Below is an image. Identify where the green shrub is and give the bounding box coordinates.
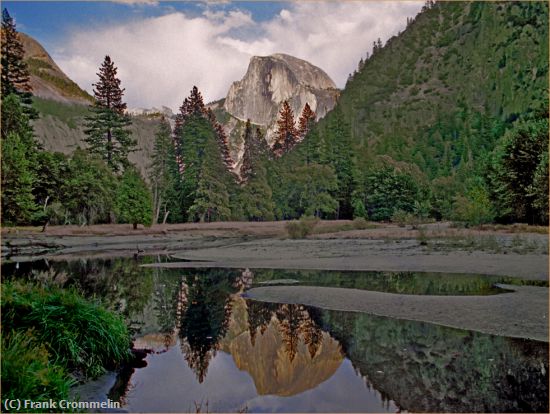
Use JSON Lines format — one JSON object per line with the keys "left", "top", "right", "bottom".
{"left": 2, "top": 282, "right": 131, "bottom": 378}
{"left": 352, "top": 217, "right": 370, "bottom": 229}
{"left": 453, "top": 185, "right": 496, "bottom": 227}
{"left": 1, "top": 330, "right": 74, "bottom": 405}
{"left": 391, "top": 209, "right": 421, "bottom": 227}
{"left": 286, "top": 215, "right": 320, "bottom": 239}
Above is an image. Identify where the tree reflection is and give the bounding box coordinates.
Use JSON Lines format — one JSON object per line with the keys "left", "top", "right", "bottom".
{"left": 320, "top": 308, "right": 549, "bottom": 412}
{"left": 246, "top": 299, "right": 324, "bottom": 363}
{"left": 175, "top": 269, "right": 239, "bottom": 383}
{"left": 247, "top": 299, "right": 277, "bottom": 346}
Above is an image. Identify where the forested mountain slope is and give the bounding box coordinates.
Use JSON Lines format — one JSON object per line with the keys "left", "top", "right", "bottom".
{"left": 324, "top": 1, "right": 547, "bottom": 177}
{"left": 271, "top": 1, "right": 548, "bottom": 222}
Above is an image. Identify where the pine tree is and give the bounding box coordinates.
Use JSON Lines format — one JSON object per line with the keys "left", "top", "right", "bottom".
{"left": 0, "top": 94, "right": 39, "bottom": 225}
{"left": 84, "top": 56, "right": 135, "bottom": 172}
{"left": 240, "top": 120, "right": 254, "bottom": 182}
{"left": 239, "top": 121, "right": 275, "bottom": 220}
{"left": 1, "top": 9, "right": 31, "bottom": 97}
{"left": 187, "top": 131, "right": 231, "bottom": 222}
{"left": 178, "top": 86, "right": 206, "bottom": 119}
{"left": 296, "top": 103, "right": 316, "bottom": 165}
{"left": 206, "top": 108, "right": 233, "bottom": 170}
{"left": 326, "top": 107, "right": 356, "bottom": 219}
{"left": 1, "top": 132, "right": 37, "bottom": 224}
{"left": 115, "top": 166, "right": 153, "bottom": 229}
{"left": 174, "top": 87, "right": 237, "bottom": 221}
{"left": 297, "top": 103, "right": 316, "bottom": 141}
{"left": 1, "top": 8, "right": 37, "bottom": 119}
{"left": 149, "top": 117, "right": 173, "bottom": 224}
{"left": 176, "top": 87, "right": 233, "bottom": 172}
{"left": 174, "top": 86, "right": 234, "bottom": 222}
{"left": 272, "top": 101, "right": 298, "bottom": 157}
{"left": 1, "top": 93, "right": 36, "bottom": 146}
{"left": 487, "top": 117, "right": 548, "bottom": 224}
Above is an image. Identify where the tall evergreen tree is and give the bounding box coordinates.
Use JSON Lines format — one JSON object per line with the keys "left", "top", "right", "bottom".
{"left": 84, "top": 56, "right": 135, "bottom": 172}
{"left": 325, "top": 107, "right": 356, "bottom": 219}
{"left": 1, "top": 8, "right": 37, "bottom": 119}
{"left": 175, "top": 86, "right": 233, "bottom": 172}
{"left": 240, "top": 120, "right": 255, "bottom": 183}
{"left": 272, "top": 101, "right": 298, "bottom": 157}
{"left": 297, "top": 103, "right": 316, "bottom": 165}
{"left": 1, "top": 9, "right": 31, "bottom": 98}
{"left": 188, "top": 135, "right": 232, "bottom": 222}
{"left": 206, "top": 108, "right": 233, "bottom": 170}
{"left": 0, "top": 94, "right": 39, "bottom": 225}
{"left": 178, "top": 86, "right": 206, "bottom": 120}
{"left": 297, "top": 103, "right": 316, "bottom": 140}
{"left": 1, "top": 132, "right": 37, "bottom": 224}
{"left": 239, "top": 121, "right": 274, "bottom": 220}
{"left": 174, "top": 86, "right": 234, "bottom": 222}
{"left": 149, "top": 117, "right": 173, "bottom": 224}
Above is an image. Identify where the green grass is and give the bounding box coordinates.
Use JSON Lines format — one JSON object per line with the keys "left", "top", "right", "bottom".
{"left": 2, "top": 281, "right": 131, "bottom": 377}
{"left": 1, "top": 330, "right": 75, "bottom": 410}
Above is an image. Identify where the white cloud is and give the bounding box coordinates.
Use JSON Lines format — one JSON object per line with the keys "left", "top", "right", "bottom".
{"left": 54, "top": 1, "right": 423, "bottom": 111}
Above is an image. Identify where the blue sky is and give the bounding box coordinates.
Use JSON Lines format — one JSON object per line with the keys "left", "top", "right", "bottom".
{"left": 5, "top": 2, "right": 285, "bottom": 51}
{"left": 4, "top": 1, "right": 423, "bottom": 109}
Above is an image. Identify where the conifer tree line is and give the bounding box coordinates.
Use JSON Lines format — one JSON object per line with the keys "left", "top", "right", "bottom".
{"left": 2, "top": 1, "right": 548, "bottom": 227}
{"left": 1, "top": 8, "right": 151, "bottom": 228}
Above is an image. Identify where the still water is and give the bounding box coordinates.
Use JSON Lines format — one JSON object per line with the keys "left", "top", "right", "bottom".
{"left": 3, "top": 257, "right": 548, "bottom": 412}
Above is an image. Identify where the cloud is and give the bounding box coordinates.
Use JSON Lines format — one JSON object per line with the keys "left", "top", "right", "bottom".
{"left": 54, "top": 2, "right": 423, "bottom": 110}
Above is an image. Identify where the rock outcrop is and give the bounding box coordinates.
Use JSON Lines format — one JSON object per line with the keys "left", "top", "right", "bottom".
{"left": 223, "top": 53, "right": 340, "bottom": 149}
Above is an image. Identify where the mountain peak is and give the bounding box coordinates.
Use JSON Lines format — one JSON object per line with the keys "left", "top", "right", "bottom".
{"left": 224, "top": 53, "right": 339, "bottom": 135}
{"left": 19, "top": 32, "right": 93, "bottom": 105}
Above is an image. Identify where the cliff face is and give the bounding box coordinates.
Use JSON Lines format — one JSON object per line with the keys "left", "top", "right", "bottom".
{"left": 223, "top": 53, "right": 339, "bottom": 147}
{"left": 224, "top": 54, "right": 338, "bottom": 125}
{"left": 20, "top": 32, "right": 93, "bottom": 105}
{"left": 30, "top": 102, "right": 161, "bottom": 180}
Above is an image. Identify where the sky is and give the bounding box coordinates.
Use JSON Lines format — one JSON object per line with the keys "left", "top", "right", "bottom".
{"left": 5, "top": 1, "right": 424, "bottom": 111}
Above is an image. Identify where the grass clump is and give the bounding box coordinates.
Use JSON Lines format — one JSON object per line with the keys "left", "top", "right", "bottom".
{"left": 2, "top": 281, "right": 131, "bottom": 380}
{"left": 286, "top": 215, "right": 320, "bottom": 239}
{"left": 1, "top": 330, "right": 74, "bottom": 406}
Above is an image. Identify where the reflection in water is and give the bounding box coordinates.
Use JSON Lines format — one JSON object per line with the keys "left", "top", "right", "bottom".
{"left": 323, "top": 309, "right": 548, "bottom": 412}
{"left": 175, "top": 269, "right": 238, "bottom": 383}
{"left": 251, "top": 269, "right": 548, "bottom": 295}
{"left": 246, "top": 300, "right": 324, "bottom": 363}
{"left": 2, "top": 259, "right": 548, "bottom": 412}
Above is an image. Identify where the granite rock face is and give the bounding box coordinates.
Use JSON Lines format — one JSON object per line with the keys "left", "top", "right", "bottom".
{"left": 223, "top": 53, "right": 339, "bottom": 146}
